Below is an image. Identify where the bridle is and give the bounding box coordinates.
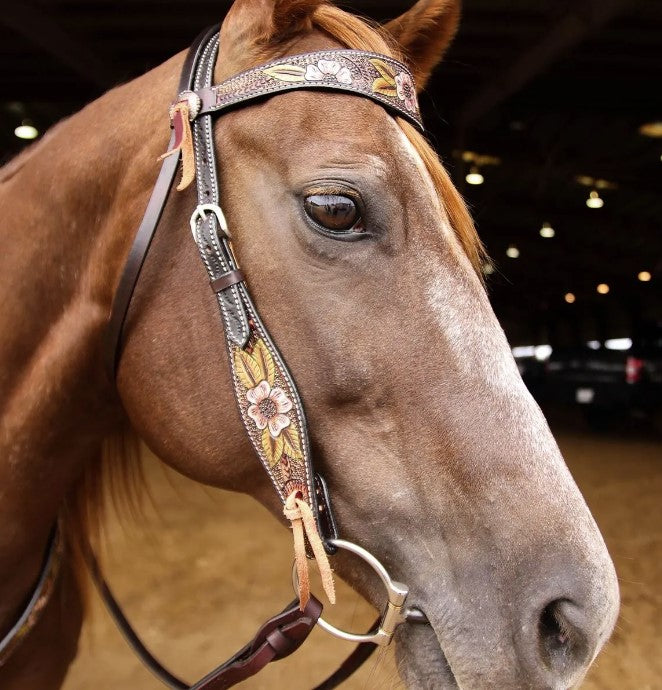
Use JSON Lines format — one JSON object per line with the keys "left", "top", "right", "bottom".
{"left": 1, "top": 26, "right": 429, "bottom": 688}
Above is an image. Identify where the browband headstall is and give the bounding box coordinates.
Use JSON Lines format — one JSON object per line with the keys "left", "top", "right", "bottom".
{"left": 198, "top": 50, "right": 422, "bottom": 129}
{"left": 99, "top": 32, "right": 427, "bottom": 681}
{"left": 161, "top": 45, "right": 423, "bottom": 612}
{"left": 161, "top": 49, "right": 423, "bottom": 193}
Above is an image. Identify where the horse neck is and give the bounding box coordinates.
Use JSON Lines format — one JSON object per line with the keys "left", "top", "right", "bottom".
{"left": 0, "top": 51, "right": 186, "bottom": 594}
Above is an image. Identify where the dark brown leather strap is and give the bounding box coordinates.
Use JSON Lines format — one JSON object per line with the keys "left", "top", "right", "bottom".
{"left": 104, "top": 25, "right": 219, "bottom": 381}
{"left": 190, "top": 597, "right": 323, "bottom": 690}
{"left": 0, "top": 523, "right": 63, "bottom": 667}
{"left": 86, "top": 542, "right": 323, "bottom": 690}
{"left": 210, "top": 269, "right": 244, "bottom": 293}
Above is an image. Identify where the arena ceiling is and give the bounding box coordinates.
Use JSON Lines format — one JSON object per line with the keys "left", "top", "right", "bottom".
{"left": 1, "top": 0, "right": 660, "bottom": 346}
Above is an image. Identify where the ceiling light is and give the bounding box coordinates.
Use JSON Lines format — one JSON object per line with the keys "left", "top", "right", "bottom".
{"left": 512, "top": 345, "right": 535, "bottom": 358}
{"left": 466, "top": 166, "right": 484, "bottom": 185}
{"left": 576, "top": 175, "right": 617, "bottom": 191}
{"left": 639, "top": 121, "right": 662, "bottom": 138}
{"left": 638, "top": 271, "right": 651, "bottom": 282}
{"left": 506, "top": 245, "right": 519, "bottom": 259}
{"left": 14, "top": 122, "right": 38, "bottom": 140}
{"left": 605, "top": 337, "right": 632, "bottom": 351}
{"left": 564, "top": 293, "right": 575, "bottom": 304}
{"left": 586, "top": 190, "right": 604, "bottom": 209}
{"left": 597, "top": 283, "right": 609, "bottom": 294}
{"left": 534, "top": 345, "right": 552, "bottom": 361}
{"left": 482, "top": 262, "right": 495, "bottom": 275}
{"left": 540, "top": 221, "right": 555, "bottom": 238}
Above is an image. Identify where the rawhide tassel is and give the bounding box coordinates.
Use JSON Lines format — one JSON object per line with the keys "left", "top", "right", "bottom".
{"left": 159, "top": 100, "right": 196, "bottom": 191}
{"left": 284, "top": 491, "right": 336, "bottom": 611}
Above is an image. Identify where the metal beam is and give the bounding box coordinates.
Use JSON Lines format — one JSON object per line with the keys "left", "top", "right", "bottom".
{"left": 0, "top": 2, "right": 123, "bottom": 90}
{"left": 455, "top": 0, "right": 633, "bottom": 132}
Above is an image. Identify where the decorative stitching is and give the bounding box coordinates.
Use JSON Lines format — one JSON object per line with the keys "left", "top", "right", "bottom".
{"left": 202, "top": 49, "right": 423, "bottom": 130}
{"left": 187, "top": 32, "right": 324, "bottom": 532}
{"left": 191, "top": 35, "right": 249, "bottom": 345}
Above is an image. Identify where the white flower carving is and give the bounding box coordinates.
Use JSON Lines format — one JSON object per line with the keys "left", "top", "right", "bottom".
{"left": 304, "top": 59, "right": 352, "bottom": 85}
{"left": 395, "top": 72, "right": 417, "bottom": 113}
{"left": 246, "top": 380, "right": 293, "bottom": 438}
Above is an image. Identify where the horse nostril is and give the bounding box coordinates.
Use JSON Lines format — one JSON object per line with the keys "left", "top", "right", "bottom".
{"left": 538, "top": 599, "right": 590, "bottom": 677}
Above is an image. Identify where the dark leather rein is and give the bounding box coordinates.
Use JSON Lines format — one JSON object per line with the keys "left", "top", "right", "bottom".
{"left": 1, "top": 26, "right": 428, "bottom": 688}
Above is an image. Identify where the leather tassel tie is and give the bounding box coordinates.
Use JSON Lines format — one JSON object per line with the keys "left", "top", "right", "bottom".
{"left": 159, "top": 100, "right": 196, "bottom": 191}
{"left": 284, "top": 491, "right": 336, "bottom": 611}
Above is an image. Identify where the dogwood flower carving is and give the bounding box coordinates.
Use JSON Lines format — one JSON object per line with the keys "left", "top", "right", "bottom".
{"left": 369, "top": 58, "right": 418, "bottom": 113}
{"left": 233, "top": 338, "right": 304, "bottom": 468}
{"left": 304, "top": 59, "right": 352, "bottom": 85}
{"left": 395, "top": 72, "right": 417, "bottom": 113}
{"left": 247, "top": 380, "right": 292, "bottom": 438}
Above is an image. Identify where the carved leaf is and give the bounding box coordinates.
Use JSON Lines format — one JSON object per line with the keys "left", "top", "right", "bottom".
{"left": 372, "top": 77, "right": 397, "bottom": 97}
{"left": 369, "top": 59, "right": 397, "bottom": 86}
{"left": 233, "top": 348, "right": 263, "bottom": 389}
{"left": 262, "top": 428, "right": 284, "bottom": 467}
{"left": 281, "top": 424, "right": 303, "bottom": 462}
{"left": 263, "top": 64, "right": 306, "bottom": 82}
{"left": 253, "top": 339, "right": 276, "bottom": 386}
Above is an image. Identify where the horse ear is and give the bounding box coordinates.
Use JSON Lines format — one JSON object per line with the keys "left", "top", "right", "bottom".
{"left": 217, "top": 0, "right": 323, "bottom": 77}
{"left": 384, "top": 0, "right": 461, "bottom": 90}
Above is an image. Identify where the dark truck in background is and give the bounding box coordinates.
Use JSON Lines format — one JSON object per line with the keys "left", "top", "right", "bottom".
{"left": 535, "top": 323, "right": 662, "bottom": 431}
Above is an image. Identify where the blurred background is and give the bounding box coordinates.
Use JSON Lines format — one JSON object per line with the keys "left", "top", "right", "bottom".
{"left": 2, "top": 1, "right": 660, "bottom": 688}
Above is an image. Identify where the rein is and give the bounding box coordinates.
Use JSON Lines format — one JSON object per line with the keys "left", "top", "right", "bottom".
{"left": 1, "top": 26, "right": 428, "bottom": 688}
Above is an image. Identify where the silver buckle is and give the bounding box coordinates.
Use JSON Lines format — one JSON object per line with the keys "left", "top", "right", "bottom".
{"left": 292, "top": 538, "right": 426, "bottom": 646}
{"left": 189, "top": 203, "right": 230, "bottom": 241}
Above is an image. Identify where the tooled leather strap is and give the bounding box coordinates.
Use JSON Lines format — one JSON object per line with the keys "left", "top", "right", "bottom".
{"left": 194, "top": 49, "right": 423, "bottom": 131}
{"left": 188, "top": 33, "right": 333, "bottom": 543}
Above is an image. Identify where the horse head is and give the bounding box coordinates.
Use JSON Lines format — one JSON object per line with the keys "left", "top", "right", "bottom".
{"left": 112, "top": 0, "right": 619, "bottom": 686}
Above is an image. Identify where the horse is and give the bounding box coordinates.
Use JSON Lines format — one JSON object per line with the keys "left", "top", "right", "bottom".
{"left": 0, "top": 0, "right": 620, "bottom": 687}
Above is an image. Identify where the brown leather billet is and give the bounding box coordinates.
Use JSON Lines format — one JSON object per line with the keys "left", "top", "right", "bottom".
{"left": 0, "top": 523, "right": 63, "bottom": 667}
{"left": 190, "top": 596, "right": 322, "bottom": 690}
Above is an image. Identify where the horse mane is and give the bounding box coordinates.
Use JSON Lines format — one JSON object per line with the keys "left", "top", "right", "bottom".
{"left": 66, "top": 0, "right": 484, "bottom": 602}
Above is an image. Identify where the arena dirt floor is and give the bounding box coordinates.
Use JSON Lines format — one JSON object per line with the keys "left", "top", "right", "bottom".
{"left": 63, "top": 409, "right": 661, "bottom": 690}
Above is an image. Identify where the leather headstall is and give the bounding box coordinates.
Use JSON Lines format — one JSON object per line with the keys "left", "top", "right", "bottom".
{"left": 95, "top": 25, "right": 429, "bottom": 689}
{"left": 106, "top": 28, "right": 424, "bottom": 562}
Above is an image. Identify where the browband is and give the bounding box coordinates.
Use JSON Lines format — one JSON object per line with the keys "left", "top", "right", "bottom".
{"left": 191, "top": 49, "right": 423, "bottom": 130}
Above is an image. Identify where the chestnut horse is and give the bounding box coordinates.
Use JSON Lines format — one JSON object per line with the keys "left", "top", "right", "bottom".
{"left": 0, "top": 0, "right": 619, "bottom": 687}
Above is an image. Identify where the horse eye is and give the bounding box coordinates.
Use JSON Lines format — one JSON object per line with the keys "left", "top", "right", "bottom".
{"left": 303, "top": 194, "right": 362, "bottom": 233}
